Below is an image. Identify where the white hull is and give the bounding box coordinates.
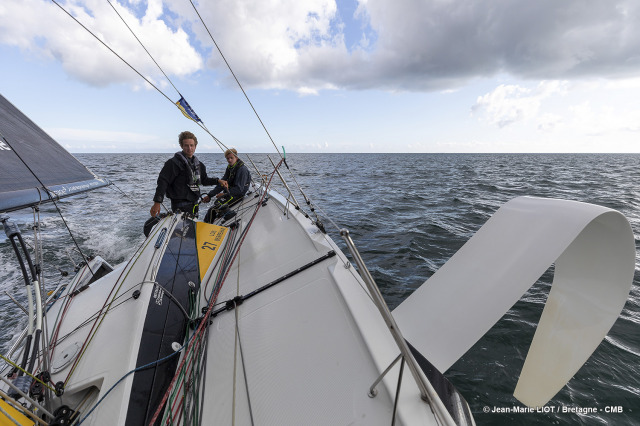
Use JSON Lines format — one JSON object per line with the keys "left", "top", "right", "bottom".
{"left": 3, "top": 186, "right": 634, "bottom": 426}
{"left": 31, "top": 186, "right": 469, "bottom": 425}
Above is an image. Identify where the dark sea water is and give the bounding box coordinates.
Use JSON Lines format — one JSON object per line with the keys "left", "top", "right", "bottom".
{"left": 1, "top": 153, "right": 639, "bottom": 425}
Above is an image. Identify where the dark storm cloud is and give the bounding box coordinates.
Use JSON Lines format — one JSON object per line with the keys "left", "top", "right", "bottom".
{"left": 329, "top": 0, "right": 640, "bottom": 91}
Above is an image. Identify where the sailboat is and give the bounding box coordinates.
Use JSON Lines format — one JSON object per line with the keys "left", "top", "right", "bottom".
{"left": 0, "top": 3, "right": 636, "bottom": 423}
{"left": 0, "top": 84, "right": 636, "bottom": 426}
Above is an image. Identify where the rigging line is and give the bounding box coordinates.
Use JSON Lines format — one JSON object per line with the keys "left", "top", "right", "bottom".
{"left": 107, "top": 181, "right": 146, "bottom": 208}
{"left": 0, "top": 132, "right": 96, "bottom": 281}
{"left": 31, "top": 207, "right": 52, "bottom": 377}
{"left": 162, "top": 333, "right": 205, "bottom": 425}
{"left": 51, "top": 0, "right": 172, "bottom": 105}
{"left": 76, "top": 337, "right": 193, "bottom": 426}
{"left": 196, "top": 326, "right": 210, "bottom": 426}
{"left": 52, "top": 214, "right": 166, "bottom": 371}
{"left": 0, "top": 404, "right": 22, "bottom": 426}
{"left": 279, "top": 154, "right": 312, "bottom": 205}
{"left": 103, "top": 0, "right": 228, "bottom": 154}
{"left": 232, "top": 303, "right": 238, "bottom": 426}
{"left": 153, "top": 281, "right": 193, "bottom": 322}
{"left": 47, "top": 254, "right": 106, "bottom": 359}
{"left": 184, "top": 293, "right": 204, "bottom": 425}
{"left": 236, "top": 222, "right": 241, "bottom": 295}
{"left": 49, "top": 281, "right": 145, "bottom": 347}
{"left": 106, "top": 0, "right": 181, "bottom": 96}
{"left": 68, "top": 387, "right": 99, "bottom": 426}
{"left": 50, "top": 216, "right": 167, "bottom": 369}
{"left": 0, "top": 354, "right": 56, "bottom": 394}
{"left": 234, "top": 301, "right": 255, "bottom": 426}
{"left": 63, "top": 245, "right": 159, "bottom": 385}
{"left": 187, "top": 0, "right": 283, "bottom": 159}
{"left": 3, "top": 292, "right": 28, "bottom": 316}
{"left": 391, "top": 358, "right": 405, "bottom": 426}
{"left": 49, "top": 294, "right": 134, "bottom": 348}
{"left": 245, "top": 155, "right": 269, "bottom": 189}
{"left": 309, "top": 202, "right": 342, "bottom": 235}
{"left": 0, "top": 390, "right": 49, "bottom": 426}
{"left": 48, "top": 255, "right": 112, "bottom": 359}
{"left": 50, "top": 0, "right": 226, "bottom": 152}
{"left": 187, "top": 324, "right": 210, "bottom": 425}
{"left": 149, "top": 160, "right": 283, "bottom": 425}
{"left": 267, "top": 153, "right": 324, "bottom": 231}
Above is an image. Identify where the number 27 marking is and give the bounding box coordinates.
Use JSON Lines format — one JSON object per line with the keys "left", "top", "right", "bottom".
{"left": 202, "top": 242, "right": 218, "bottom": 251}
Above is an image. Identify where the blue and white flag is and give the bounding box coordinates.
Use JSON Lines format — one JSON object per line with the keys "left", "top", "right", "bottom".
{"left": 175, "top": 95, "right": 202, "bottom": 123}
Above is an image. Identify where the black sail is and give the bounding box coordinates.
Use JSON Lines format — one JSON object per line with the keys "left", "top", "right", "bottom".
{"left": 0, "top": 94, "right": 109, "bottom": 212}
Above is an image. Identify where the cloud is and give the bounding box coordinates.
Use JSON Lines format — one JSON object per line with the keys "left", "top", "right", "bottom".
{"left": 177, "top": 0, "right": 346, "bottom": 92}
{"left": 472, "top": 78, "right": 640, "bottom": 143}
{"left": 3, "top": 0, "right": 640, "bottom": 92}
{"left": 362, "top": 0, "right": 640, "bottom": 89}
{"left": 472, "top": 80, "right": 568, "bottom": 127}
{"left": 0, "top": 0, "right": 202, "bottom": 87}
{"left": 568, "top": 101, "right": 640, "bottom": 135}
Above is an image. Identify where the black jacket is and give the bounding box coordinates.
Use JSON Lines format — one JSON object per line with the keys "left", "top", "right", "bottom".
{"left": 208, "top": 160, "right": 251, "bottom": 199}
{"left": 153, "top": 152, "right": 217, "bottom": 204}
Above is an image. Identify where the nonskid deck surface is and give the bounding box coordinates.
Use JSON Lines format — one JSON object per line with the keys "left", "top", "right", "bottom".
{"left": 126, "top": 218, "right": 199, "bottom": 426}
{"left": 194, "top": 191, "right": 439, "bottom": 425}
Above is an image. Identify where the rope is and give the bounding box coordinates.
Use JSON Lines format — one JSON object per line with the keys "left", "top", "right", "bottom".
{"left": 32, "top": 207, "right": 52, "bottom": 377}
{"left": 51, "top": 0, "right": 228, "bottom": 152}
{"left": 0, "top": 391, "right": 49, "bottom": 426}
{"left": 76, "top": 337, "right": 190, "bottom": 425}
{"left": 106, "top": 0, "right": 181, "bottom": 96}
{"left": 43, "top": 3, "right": 360, "bottom": 422}
{"left": 0, "top": 354, "right": 56, "bottom": 394}
{"left": 61, "top": 222, "right": 168, "bottom": 386}
{"left": 148, "top": 159, "right": 283, "bottom": 425}
{"left": 107, "top": 181, "right": 151, "bottom": 209}
{"left": 50, "top": 0, "right": 171, "bottom": 104}
{"left": 152, "top": 281, "right": 194, "bottom": 322}
{"left": 234, "top": 301, "right": 255, "bottom": 426}
{"left": 391, "top": 358, "right": 406, "bottom": 426}
{"left": 0, "top": 132, "right": 96, "bottom": 281}
{"left": 231, "top": 230, "right": 244, "bottom": 424}
{"left": 232, "top": 303, "right": 238, "bottom": 425}
{"left": 187, "top": 0, "right": 283, "bottom": 160}
{"left": 0, "top": 404, "right": 23, "bottom": 426}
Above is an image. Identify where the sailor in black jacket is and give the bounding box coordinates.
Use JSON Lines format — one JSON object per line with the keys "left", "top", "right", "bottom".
{"left": 202, "top": 148, "right": 251, "bottom": 222}
{"left": 150, "top": 131, "right": 218, "bottom": 217}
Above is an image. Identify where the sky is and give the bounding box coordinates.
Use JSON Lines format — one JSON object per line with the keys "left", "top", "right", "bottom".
{"left": 1, "top": 0, "right": 640, "bottom": 153}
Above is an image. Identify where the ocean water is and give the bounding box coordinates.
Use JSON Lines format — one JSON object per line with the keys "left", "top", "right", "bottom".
{"left": 1, "top": 153, "right": 639, "bottom": 425}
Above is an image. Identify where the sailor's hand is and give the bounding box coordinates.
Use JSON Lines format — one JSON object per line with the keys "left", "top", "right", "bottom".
{"left": 219, "top": 180, "right": 228, "bottom": 189}
{"left": 216, "top": 193, "right": 225, "bottom": 199}
{"left": 202, "top": 195, "right": 211, "bottom": 203}
{"left": 150, "top": 202, "right": 161, "bottom": 217}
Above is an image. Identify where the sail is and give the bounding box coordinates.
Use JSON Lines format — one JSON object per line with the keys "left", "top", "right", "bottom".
{"left": 0, "top": 94, "right": 109, "bottom": 213}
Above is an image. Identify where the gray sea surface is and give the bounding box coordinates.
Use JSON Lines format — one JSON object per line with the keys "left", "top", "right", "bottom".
{"left": 1, "top": 153, "right": 638, "bottom": 425}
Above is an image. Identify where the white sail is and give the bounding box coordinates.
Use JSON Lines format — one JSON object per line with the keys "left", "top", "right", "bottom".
{"left": 393, "top": 196, "right": 635, "bottom": 406}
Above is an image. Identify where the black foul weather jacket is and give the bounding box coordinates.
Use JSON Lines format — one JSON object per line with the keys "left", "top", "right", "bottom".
{"left": 153, "top": 152, "right": 218, "bottom": 208}
{"left": 207, "top": 159, "right": 251, "bottom": 199}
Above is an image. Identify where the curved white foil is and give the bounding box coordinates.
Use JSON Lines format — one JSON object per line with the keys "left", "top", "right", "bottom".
{"left": 393, "top": 196, "right": 635, "bottom": 406}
